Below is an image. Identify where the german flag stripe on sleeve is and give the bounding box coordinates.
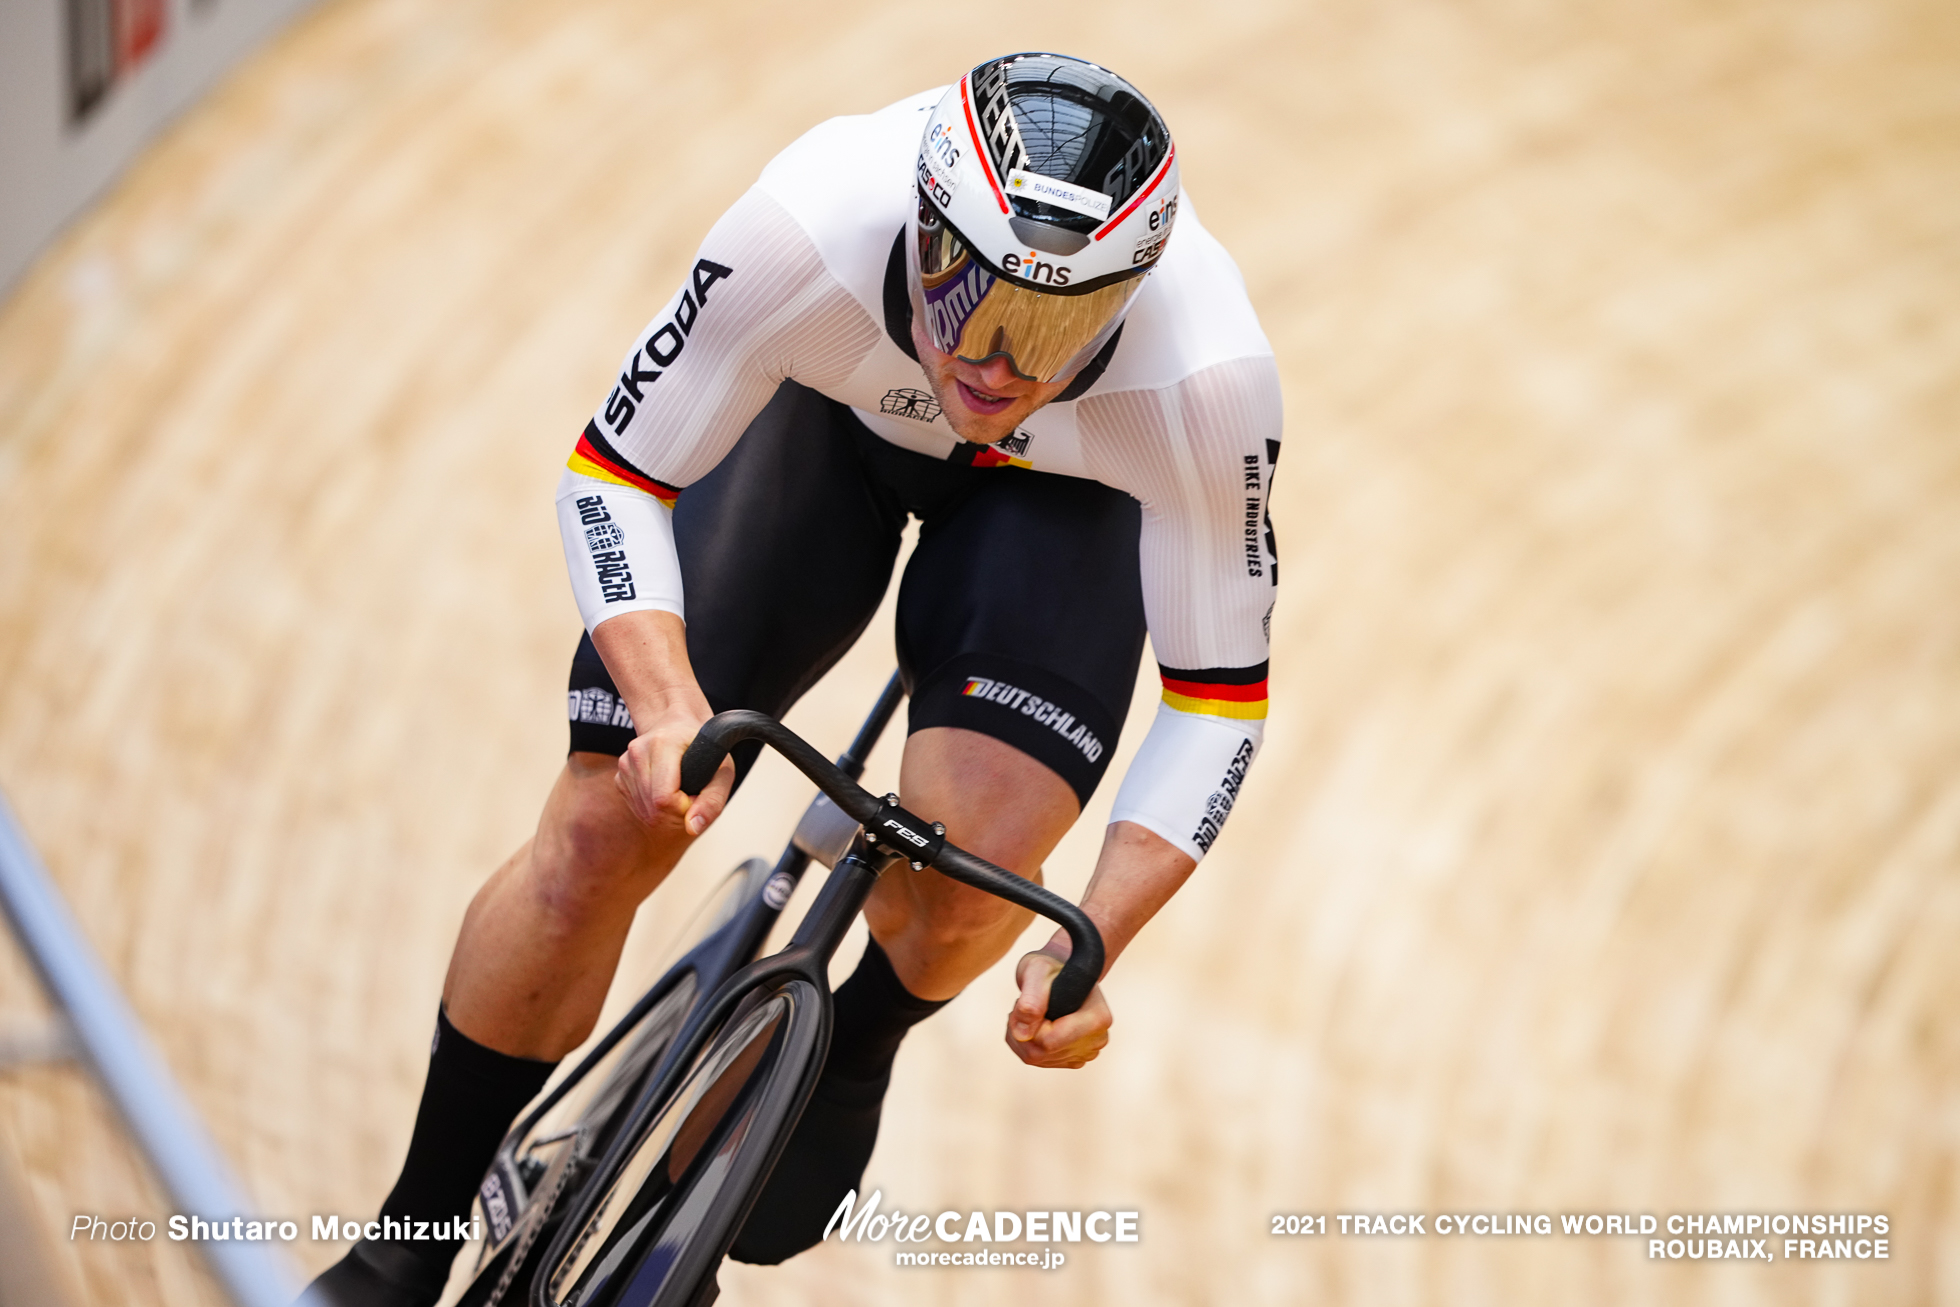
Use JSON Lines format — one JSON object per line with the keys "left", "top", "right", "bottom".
{"left": 567, "top": 420, "right": 681, "bottom": 507}
{"left": 1159, "top": 662, "right": 1269, "bottom": 720}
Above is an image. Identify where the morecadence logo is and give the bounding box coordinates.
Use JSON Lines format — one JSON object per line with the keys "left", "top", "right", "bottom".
{"left": 823, "top": 1189, "right": 1139, "bottom": 1271}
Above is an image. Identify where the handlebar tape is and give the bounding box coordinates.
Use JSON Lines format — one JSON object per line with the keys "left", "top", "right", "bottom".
{"left": 679, "top": 710, "right": 1104, "bottom": 1019}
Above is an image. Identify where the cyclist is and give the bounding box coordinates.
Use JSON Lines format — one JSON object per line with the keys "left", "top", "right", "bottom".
{"left": 308, "top": 51, "right": 1279, "bottom": 1305}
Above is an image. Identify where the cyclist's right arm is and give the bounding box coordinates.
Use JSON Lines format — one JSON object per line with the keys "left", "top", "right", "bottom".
{"left": 584, "top": 610, "right": 724, "bottom": 834}
{"left": 554, "top": 189, "right": 880, "bottom": 829}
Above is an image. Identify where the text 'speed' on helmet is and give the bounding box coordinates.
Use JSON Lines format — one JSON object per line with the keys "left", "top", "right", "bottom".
{"left": 909, "top": 53, "right": 1181, "bottom": 384}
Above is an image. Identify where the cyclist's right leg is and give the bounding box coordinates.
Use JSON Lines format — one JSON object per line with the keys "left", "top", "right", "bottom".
{"left": 445, "top": 749, "right": 689, "bottom": 1060}
{"left": 305, "top": 381, "right": 906, "bottom": 1307}
{"left": 306, "top": 755, "right": 686, "bottom": 1307}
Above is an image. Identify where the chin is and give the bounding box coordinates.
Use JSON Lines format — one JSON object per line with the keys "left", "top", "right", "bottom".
{"left": 929, "top": 387, "right": 998, "bottom": 443}
{"left": 948, "top": 411, "right": 1020, "bottom": 446}
{"left": 927, "top": 368, "right": 1031, "bottom": 444}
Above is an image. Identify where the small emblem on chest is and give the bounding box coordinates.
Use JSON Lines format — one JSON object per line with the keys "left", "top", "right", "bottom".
{"left": 880, "top": 388, "right": 943, "bottom": 423}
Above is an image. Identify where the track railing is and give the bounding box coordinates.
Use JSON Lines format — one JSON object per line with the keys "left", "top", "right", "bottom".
{"left": 0, "top": 788, "right": 296, "bottom": 1307}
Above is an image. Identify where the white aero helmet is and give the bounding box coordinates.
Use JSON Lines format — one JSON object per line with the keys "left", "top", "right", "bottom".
{"left": 911, "top": 52, "right": 1180, "bottom": 384}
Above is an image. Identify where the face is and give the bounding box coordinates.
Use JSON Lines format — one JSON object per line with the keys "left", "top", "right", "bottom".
{"left": 910, "top": 312, "right": 1074, "bottom": 446}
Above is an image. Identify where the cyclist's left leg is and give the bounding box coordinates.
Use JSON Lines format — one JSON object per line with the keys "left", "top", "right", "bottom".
{"left": 731, "top": 460, "right": 1146, "bottom": 1264}
{"left": 878, "top": 447, "right": 1149, "bottom": 996}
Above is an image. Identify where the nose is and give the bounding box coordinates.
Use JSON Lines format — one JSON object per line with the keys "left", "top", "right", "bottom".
{"left": 970, "top": 352, "right": 1029, "bottom": 389}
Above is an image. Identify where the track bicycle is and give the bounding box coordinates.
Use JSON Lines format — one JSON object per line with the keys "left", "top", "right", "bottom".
{"left": 449, "top": 676, "right": 904, "bottom": 1306}
{"left": 450, "top": 674, "right": 1104, "bottom": 1307}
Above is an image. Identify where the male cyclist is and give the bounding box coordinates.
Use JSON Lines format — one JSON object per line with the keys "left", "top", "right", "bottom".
{"left": 310, "top": 51, "right": 1279, "bottom": 1305}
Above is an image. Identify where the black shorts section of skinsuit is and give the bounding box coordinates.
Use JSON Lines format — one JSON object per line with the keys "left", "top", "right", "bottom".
{"left": 567, "top": 380, "right": 1145, "bottom": 807}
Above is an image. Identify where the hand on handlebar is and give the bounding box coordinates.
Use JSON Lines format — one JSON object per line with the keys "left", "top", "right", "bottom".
{"left": 1007, "top": 945, "right": 1111, "bottom": 1070}
{"left": 617, "top": 705, "right": 736, "bottom": 838}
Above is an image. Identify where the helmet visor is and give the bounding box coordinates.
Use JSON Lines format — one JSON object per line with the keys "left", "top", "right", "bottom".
{"left": 913, "top": 197, "right": 1144, "bottom": 384}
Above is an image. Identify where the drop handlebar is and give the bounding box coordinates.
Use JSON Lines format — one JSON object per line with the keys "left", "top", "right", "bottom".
{"left": 679, "top": 710, "right": 1105, "bottom": 1019}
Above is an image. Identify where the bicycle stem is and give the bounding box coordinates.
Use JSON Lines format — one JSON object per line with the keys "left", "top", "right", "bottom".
{"left": 680, "top": 710, "right": 1106, "bottom": 1019}
{"left": 785, "top": 839, "right": 898, "bottom": 961}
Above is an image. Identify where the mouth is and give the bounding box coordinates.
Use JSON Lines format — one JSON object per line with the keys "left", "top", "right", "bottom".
{"left": 954, "top": 379, "right": 1018, "bottom": 416}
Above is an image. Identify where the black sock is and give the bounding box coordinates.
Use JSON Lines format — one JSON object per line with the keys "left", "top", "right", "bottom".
{"left": 729, "top": 938, "right": 949, "bottom": 1265}
{"left": 820, "top": 936, "right": 950, "bottom": 1084}
{"left": 373, "top": 1007, "right": 557, "bottom": 1267}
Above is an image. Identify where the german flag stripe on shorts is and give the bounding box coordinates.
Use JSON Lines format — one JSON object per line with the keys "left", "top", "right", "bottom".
{"left": 1159, "top": 662, "right": 1269, "bottom": 720}
{"left": 567, "top": 420, "right": 681, "bottom": 507}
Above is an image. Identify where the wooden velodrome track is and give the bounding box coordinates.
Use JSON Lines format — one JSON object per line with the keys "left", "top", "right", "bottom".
{"left": 2, "top": 0, "right": 1956, "bottom": 1303}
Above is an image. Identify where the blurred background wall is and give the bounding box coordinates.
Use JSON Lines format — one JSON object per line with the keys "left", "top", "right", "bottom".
{"left": 1, "top": 0, "right": 319, "bottom": 295}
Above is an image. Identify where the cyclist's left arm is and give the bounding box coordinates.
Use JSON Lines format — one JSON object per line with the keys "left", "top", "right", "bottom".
{"left": 1007, "top": 821, "right": 1194, "bottom": 1067}
{"left": 1007, "top": 354, "right": 1283, "bottom": 1067}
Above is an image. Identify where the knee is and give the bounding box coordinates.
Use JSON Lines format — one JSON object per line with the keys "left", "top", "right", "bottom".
{"left": 525, "top": 760, "right": 663, "bottom": 928}
{"left": 899, "top": 730, "right": 1078, "bottom": 875}
{"left": 906, "top": 882, "right": 1035, "bottom": 952}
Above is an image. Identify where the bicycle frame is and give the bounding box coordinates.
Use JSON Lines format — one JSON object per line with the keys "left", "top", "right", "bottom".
{"left": 490, "top": 676, "right": 1106, "bottom": 1307}
{"left": 533, "top": 839, "right": 903, "bottom": 1306}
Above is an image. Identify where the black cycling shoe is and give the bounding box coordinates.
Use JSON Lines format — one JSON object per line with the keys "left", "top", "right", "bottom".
{"left": 727, "top": 1071, "right": 889, "bottom": 1265}
{"left": 299, "top": 1238, "right": 456, "bottom": 1307}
